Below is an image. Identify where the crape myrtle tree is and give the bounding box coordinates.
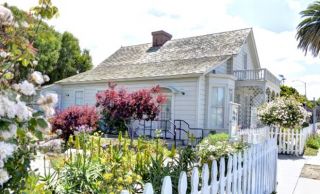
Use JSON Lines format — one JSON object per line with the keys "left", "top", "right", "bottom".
{"left": 96, "top": 82, "right": 167, "bottom": 140}
{"left": 0, "top": 1, "right": 59, "bottom": 192}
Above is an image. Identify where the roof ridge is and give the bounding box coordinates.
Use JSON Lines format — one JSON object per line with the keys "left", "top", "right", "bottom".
{"left": 120, "top": 28, "right": 252, "bottom": 48}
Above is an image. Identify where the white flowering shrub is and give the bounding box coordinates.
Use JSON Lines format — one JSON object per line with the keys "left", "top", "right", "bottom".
{"left": 0, "top": 2, "right": 58, "bottom": 192}
{"left": 197, "top": 133, "right": 247, "bottom": 165}
{"left": 258, "top": 97, "right": 310, "bottom": 129}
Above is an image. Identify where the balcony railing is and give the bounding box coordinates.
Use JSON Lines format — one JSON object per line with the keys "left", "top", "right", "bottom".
{"left": 233, "top": 68, "right": 281, "bottom": 86}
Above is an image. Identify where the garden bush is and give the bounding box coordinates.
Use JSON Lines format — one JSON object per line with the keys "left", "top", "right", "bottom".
{"left": 304, "top": 135, "right": 320, "bottom": 156}
{"left": 197, "top": 133, "right": 247, "bottom": 165}
{"left": 258, "top": 97, "right": 310, "bottom": 129}
{"left": 306, "top": 135, "right": 320, "bottom": 150}
{"left": 96, "top": 83, "right": 166, "bottom": 134}
{"left": 203, "top": 133, "right": 229, "bottom": 144}
{"left": 51, "top": 105, "right": 99, "bottom": 141}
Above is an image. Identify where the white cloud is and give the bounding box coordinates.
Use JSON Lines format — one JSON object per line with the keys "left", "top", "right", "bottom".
{"left": 3, "top": 0, "right": 320, "bottom": 99}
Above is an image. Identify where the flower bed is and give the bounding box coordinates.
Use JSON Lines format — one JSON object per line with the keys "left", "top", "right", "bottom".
{"left": 19, "top": 129, "right": 250, "bottom": 193}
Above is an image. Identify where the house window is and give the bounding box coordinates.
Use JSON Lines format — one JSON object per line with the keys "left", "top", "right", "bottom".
{"left": 211, "top": 87, "right": 225, "bottom": 128}
{"left": 158, "top": 94, "right": 173, "bottom": 130}
{"left": 75, "top": 91, "right": 84, "bottom": 105}
{"left": 160, "top": 95, "right": 172, "bottom": 121}
{"left": 226, "top": 58, "right": 233, "bottom": 74}
{"left": 243, "top": 53, "right": 248, "bottom": 70}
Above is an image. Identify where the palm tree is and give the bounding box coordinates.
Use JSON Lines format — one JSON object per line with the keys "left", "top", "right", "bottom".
{"left": 297, "top": 1, "right": 320, "bottom": 57}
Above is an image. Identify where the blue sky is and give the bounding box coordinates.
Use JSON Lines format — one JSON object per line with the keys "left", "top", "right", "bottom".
{"left": 3, "top": 0, "right": 320, "bottom": 99}
{"left": 228, "top": 0, "right": 299, "bottom": 32}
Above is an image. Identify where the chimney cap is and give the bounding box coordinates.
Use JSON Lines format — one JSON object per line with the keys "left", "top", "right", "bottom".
{"left": 151, "top": 30, "right": 172, "bottom": 39}
{"left": 151, "top": 30, "right": 172, "bottom": 47}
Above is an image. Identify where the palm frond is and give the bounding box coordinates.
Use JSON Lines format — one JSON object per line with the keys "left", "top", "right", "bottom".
{"left": 296, "top": 1, "right": 320, "bottom": 57}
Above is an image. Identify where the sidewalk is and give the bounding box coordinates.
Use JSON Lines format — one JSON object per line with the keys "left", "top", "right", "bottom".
{"left": 277, "top": 152, "right": 320, "bottom": 194}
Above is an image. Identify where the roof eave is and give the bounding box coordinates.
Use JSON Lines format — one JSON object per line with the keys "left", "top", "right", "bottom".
{"left": 56, "top": 73, "right": 203, "bottom": 85}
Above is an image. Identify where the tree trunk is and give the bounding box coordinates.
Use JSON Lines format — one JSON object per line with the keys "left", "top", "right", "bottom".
{"left": 125, "top": 120, "right": 135, "bottom": 146}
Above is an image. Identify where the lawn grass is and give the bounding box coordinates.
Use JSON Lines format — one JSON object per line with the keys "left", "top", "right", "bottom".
{"left": 304, "top": 147, "right": 319, "bottom": 156}
{"left": 304, "top": 134, "right": 320, "bottom": 156}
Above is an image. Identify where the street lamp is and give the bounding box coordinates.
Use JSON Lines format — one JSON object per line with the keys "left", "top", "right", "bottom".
{"left": 292, "top": 80, "right": 307, "bottom": 97}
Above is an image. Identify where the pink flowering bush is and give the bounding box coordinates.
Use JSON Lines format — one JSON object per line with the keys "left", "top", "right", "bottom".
{"left": 258, "top": 97, "right": 310, "bottom": 129}
{"left": 51, "top": 106, "right": 99, "bottom": 140}
{"left": 96, "top": 83, "right": 166, "bottom": 133}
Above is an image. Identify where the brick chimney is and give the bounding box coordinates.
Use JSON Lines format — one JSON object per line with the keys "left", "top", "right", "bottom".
{"left": 152, "top": 30, "right": 172, "bottom": 47}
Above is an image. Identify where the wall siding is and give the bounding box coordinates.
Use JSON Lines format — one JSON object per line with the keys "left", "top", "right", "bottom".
{"left": 60, "top": 78, "right": 199, "bottom": 127}
{"left": 233, "top": 41, "right": 255, "bottom": 71}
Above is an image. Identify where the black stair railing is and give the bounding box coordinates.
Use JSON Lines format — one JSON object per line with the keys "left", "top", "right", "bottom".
{"left": 134, "top": 119, "right": 204, "bottom": 146}
{"left": 174, "top": 119, "right": 204, "bottom": 145}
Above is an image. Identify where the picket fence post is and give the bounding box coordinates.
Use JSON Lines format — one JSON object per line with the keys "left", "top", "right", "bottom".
{"left": 226, "top": 155, "right": 232, "bottom": 193}
{"left": 143, "top": 183, "right": 154, "bottom": 194}
{"left": 210, "top": 160, "right": 218, "bottom": 194}
{"left": 219, "top": 157, "right": 226, "bottom": 193}
{"left": 161, "top": 176, "right": 172, "bottom": 194}
{"left": 201, "top": 164, "right": 210, "bottom": 194}
{"left": 178, "top": 172, "right": 187, "bottom": 194}
{"left": 191, "top": 167, "right": 199, "bottom": 194}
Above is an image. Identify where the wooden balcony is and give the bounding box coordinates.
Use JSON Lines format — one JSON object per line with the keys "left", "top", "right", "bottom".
{"left": 233, "top": 69, "right": 281, "bottom": 86}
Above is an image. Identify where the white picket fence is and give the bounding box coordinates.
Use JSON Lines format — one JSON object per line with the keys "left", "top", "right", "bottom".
{"left": 122, "top": 138, "right": 278, "bottom": 194}
{"left": 238, "top": 125, "right": 314, "bottom": 156}
{"left": 270, "top": 125, "right": 313, "bottom": 156}
{"left": 237, "top": 126, "right": 270, "bottom": 144}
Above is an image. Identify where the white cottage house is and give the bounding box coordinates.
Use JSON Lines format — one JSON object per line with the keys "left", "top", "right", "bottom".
{"left": 43, "top": 28, "right": 280, "bottom": 141}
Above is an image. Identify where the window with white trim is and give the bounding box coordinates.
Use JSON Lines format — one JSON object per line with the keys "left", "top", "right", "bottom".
{"left": 75, "top": 91, "right": 84, "bottom": 105}
{"left": 160, "top": 95, "right": 172, "bottom": 121}
{"left": 211, "top": 87, "right": 225, "bottom": 128}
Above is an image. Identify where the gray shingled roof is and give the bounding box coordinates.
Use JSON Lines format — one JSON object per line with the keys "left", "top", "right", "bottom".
{"left": 58, "top": 28, "right": 251, "bottom": 84}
